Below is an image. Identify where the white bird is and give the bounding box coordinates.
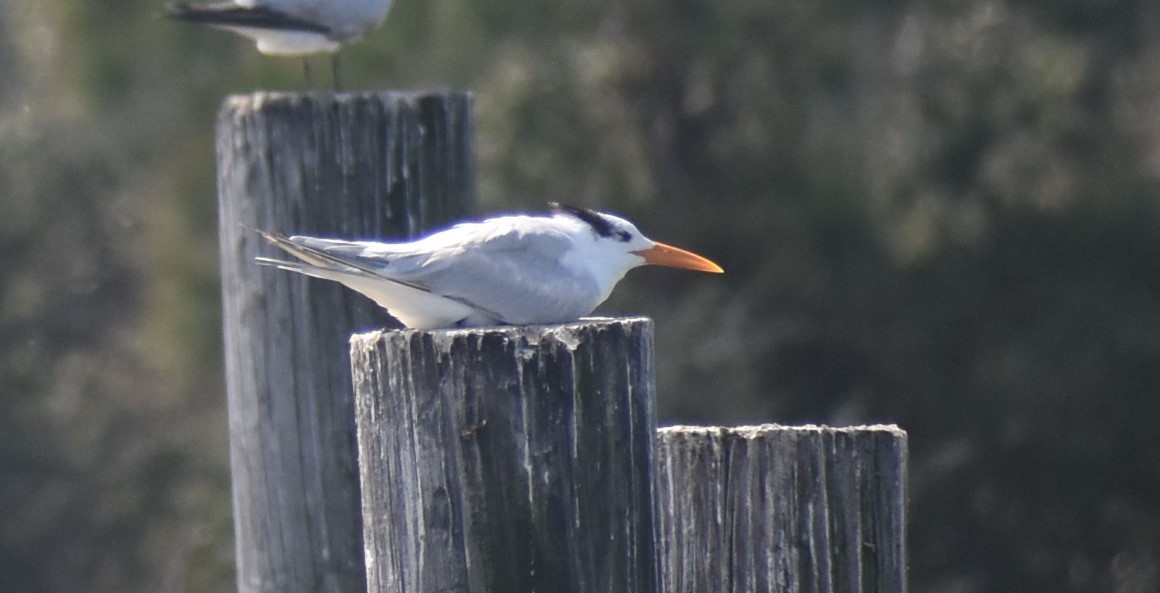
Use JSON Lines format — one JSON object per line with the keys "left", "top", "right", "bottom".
{"left": 167, "top": 0, "right": 393, "bottom": 85}
{"left": 255, "top": 203, "right": 724, "bottom": 329}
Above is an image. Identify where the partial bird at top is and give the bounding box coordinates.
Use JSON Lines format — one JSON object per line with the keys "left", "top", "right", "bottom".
{"left": 167, "top": 0, "right": 394, "bottom": 86}
{"left": 255, "top": 203, "right": 724, "bottom": 329}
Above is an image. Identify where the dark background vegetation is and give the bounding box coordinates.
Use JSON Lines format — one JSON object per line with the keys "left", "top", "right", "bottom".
{"left": 3, "top": 0, "right": 1160, "bottom": 591}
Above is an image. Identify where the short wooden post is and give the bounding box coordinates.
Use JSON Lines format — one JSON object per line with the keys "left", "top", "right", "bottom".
{"left": 655, "top": 425, "right": 907, "bottom": 593}
{"left": 350, "top": 318, "right": 660, "bottom": 593}
{"left": 216, "top": 91, "right": 475, "bottom": 593}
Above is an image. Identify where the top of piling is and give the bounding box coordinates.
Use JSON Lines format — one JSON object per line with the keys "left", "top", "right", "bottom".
{"left": 658, "top": 423, "right": 906, "bottom": 437}
{"left": 350, "top": 316, "right": 653, "bottom": 350}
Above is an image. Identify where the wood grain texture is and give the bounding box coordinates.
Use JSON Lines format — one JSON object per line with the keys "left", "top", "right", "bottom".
{"left": 216, "top": 91, "right": 476, "bottom": 593}
{"left": 656, "top": 425, "right": 907, "bottom": 593}
{"left": 351, "top": 317, "right": 660, "bottom": 593}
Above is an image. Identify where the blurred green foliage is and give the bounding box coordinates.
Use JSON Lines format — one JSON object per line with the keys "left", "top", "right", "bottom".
{"left": 3, "top": 0, "right": 1160, "bottom": 591}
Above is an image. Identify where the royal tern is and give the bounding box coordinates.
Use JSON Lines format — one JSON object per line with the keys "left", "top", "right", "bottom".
{"left": 167, "top": 0, "right": 393, "bottom": 84}
{"left": 255, "top": 203, "right": 724, "bottom": 328}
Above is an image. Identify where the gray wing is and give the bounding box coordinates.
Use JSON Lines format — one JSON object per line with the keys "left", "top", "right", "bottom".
{"left": 274, "top": 227, "right": 601, "bottom": 324}
{"left": 403, "top": 243, "right": 602, "bottom": 325}
{"left": 255, "top": 231, "right": 430, "bottom": 293}
{"left": 168, "top": 3, "right": 330, "bottom": 33}
{"left": 243, "top": 0, "right": 393, "bottom": 35}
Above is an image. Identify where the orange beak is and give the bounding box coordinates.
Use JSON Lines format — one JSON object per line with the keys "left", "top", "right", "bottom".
{"left": 634, "top": 241, "right": 724, "bottom": 273}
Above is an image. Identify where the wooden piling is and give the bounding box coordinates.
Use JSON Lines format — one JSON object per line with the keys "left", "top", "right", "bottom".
{"left": 350, "top": 318, "right": 660, "bottom": 593}
{"left": 216, "top": 91, "right": 475, "bottom": 593}
{"left": 655, "top": 425, "right": 907, "bottom": 593}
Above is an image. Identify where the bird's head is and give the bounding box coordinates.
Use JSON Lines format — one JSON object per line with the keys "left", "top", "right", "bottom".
{"left": 548, "top": 203, "right": 723, "bottom": 280}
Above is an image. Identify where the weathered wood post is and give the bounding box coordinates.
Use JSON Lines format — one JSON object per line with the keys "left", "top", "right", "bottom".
{"left": 216, "top": 91, "right": 475, "bottom": 593}
{"left": 655, "top": 425, "right": 907, "bottom": 593}
{"left": 350, "top": 317, "right": 660, "bottom": 593}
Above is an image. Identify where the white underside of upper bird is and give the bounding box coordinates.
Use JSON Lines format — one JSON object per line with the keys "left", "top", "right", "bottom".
{"left": 223, "top": 27, "right": 341, "bottom": 54}
{"left": 256, "top": 203, "right": 723, "bottom": 329}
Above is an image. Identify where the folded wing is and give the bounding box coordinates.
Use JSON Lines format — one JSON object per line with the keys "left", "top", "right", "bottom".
{"left": 260, "top": 225, "right": 602, "bottom": 325}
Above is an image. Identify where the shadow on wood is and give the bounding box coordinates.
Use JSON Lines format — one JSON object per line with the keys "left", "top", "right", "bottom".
{"left": 216, "top": 91, "right": 475, "bottom": 593}
{"left": 350, "top": 317, "right": 660, "bottom": 593}
{"left": 656, "top": 425, "right": 907, "bottom": 593}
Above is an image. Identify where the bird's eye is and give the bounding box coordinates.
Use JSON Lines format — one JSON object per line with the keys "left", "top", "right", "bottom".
{"left": 615, "top": 230, "right": 633, "bottom": 243}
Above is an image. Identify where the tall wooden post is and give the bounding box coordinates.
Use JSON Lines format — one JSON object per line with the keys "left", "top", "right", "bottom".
{"left": 655, "top": 425, "right": 907, "bottom": 593}
{"left": 350, "top": 318, "right": 660, "bottom": 593}
{"left": 216, "top": 91, "right": 476, "bottom": 593}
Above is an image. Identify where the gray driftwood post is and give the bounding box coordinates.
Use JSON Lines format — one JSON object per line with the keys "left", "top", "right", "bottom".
{"left": 350, "top": 317, "right": 659, "bottom": 593}
{"left": 655, "top": 425, "right": 907, "bottom": 593}
{"left": 217, "top": 91, "right": 475, "bottom": 593}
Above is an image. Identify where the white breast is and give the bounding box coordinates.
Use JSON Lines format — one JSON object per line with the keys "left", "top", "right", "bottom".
{"left": 220, "top": 26, "right": 342, "bottom": 55}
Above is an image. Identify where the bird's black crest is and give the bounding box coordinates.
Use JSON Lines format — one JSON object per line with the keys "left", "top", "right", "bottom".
{"left": 549, "top": 202, "right": 616, "bottom": 238}
{"left": 167, "top": 3, "right": 331, "bottom": 34}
